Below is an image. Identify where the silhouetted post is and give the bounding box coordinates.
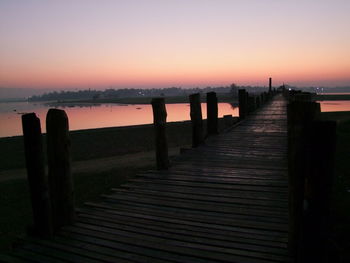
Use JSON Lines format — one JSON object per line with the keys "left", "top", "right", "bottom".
{"left": 46, "top": 109, "right": 75, "bottom": 232}
{"left": 301, "top": 120, "right": 336, "bottom": 262}
{"left": 256, "top": 96, "right": 261, "bottom": 109}
{"left": 287, "top": 101, "right": 306, "bottom": 257}
{"left": 287, "top": 99, "right": 320, "bottom": 258}
{"left": 295, "top": 92, "right": 312, "bottom": 102}
{"left": 22, "top": 113, "right": 53, "bottom": 238}
{"left": 247, "top": 95, "right": 256, "bottom": 113}
{"left": 269, "top": 77, "right": 272, "bottom": 93}
{"left": 189, "top": 93, "right": 204, "bottom": 147}
{"left": 263, "top": 91, "right": 268, "bottom": 102}
{"left": 151, "top": 98, "right": 169, "bottom": 170}
{"left": 206, "top": 92, "right": 218, "bottom": 135}
{"left": 238, "top": 89, "right": 247, "bottom": 119}
{"left": 223, "top": 114, "right": 234, "bottom": 128}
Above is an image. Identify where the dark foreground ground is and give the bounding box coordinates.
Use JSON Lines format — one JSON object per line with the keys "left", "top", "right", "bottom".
{"left": 0, "top": 117, "right": 235, "bottom": 250}
{"left": 0, "top": 112, "right": 349, "bottom": 262}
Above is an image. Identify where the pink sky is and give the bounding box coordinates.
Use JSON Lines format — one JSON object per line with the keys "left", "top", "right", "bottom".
{"left": 1, "top": 0, "right": 349, "bottom": 89}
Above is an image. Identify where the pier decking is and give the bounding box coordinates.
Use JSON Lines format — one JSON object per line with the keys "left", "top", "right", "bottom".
{"left": 2, "top": 95, "right": 292, "bottom": 263}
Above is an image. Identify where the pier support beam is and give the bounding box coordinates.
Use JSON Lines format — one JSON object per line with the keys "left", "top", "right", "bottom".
{"left": 189, "top": 93, "right": 204, "bottom": 147}
{"left": 151, "top": 98, "right": 169, "bottom": 170}
{"left": 238, "top": 89, "right": 248, "bottom": 120}
{"left": 22, "top": 113, "right": 53, "bottom": 238}
{"left": 206, "top": 92, "right": 218, "bottom": 135}
{"left": 46, "top": 109, "right": 75, "bottom": 232}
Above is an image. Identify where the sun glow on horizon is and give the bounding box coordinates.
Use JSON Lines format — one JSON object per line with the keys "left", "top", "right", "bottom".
{"left": 1, "top": 0, "right": 349, "bottom": 89}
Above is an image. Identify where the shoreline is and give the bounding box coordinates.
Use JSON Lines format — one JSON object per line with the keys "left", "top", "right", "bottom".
{"left": 0, "top": 117, "right": 238, "bottom": 172}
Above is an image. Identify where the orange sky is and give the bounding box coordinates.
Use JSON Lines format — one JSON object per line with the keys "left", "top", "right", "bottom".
{"left": 1, "top": 0, "right": 349, "bottom": 89}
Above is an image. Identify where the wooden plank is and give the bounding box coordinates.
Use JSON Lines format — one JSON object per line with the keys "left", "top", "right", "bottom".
{"left": 103, "top": 190, "right": 287, "bottom": 212}
{"left": 8, "top": 249, "right": 65, "bottom": 263}
{"left": 59, "top": 229, "right": 243, "bottom": 263}
{"left": 79, "top": 206, "right": 288, "bottom": 241}
{"left": 61, "top": 226, "right": 283, "bottom": 263}
{"left": 99, "top": 196, "right": 288, "bottom": 221}
{"left": 111, "top": 188, "right": 287, "bottom": 208}
{"left": 139, "top": 168, "right": 288, "bottom": 180}
{"left": 21, "top": 237, "right": 133, "bottom": 263}
{"left": 52, "top": 235, "right": 168, "bottom": 263}
{"left": 84, "top": 201, "right": 288, "bottom": 232}
{"left": 135, "top": 173, "right": 288, "bottom": 187}
{"left": 71, "top": 222, "right": 290, "bottom": 262}
{"left": 119, "top": 183, "right": 288, "bottom": 201}
{"left": 100, "top": 197, "right": 288, "bottom": 225}
{"left": 76, "top": 212, "right": 288, "bottom": 250}
{"left": 21, "top": 242, "right": 100, "bottom": 263}
{"left": 126, "top": 178, "right": 288, "bottom": 194}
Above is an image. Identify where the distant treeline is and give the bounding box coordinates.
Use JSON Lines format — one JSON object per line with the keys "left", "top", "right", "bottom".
{"left": 28, "top": 85, "right": 238, "bottom": 102}
{"left": 29, "top": 84, "right": 350, "bottom": 102}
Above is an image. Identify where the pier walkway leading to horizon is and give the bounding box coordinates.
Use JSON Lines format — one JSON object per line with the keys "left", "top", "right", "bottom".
{"left": 2, "top": 95, "right": 292, "bottom": 263}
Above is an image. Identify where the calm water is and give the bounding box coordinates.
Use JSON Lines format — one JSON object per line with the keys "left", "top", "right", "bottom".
{"left": 1, "top": 99, "right": 349, "bottom": 138}
{"left": 319, "top": 100, "right": 350, "bottom": 112}
{"left": 0, "top": 101, "right": 238, "bottom": 138}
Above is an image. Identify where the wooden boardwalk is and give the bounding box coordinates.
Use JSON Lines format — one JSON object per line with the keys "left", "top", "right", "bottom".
{"left": 2, "top": 95, "right": 292, "bottom": 263}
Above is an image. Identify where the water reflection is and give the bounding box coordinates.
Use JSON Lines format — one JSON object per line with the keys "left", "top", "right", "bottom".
{"left": 319, "top": 100, "right": 350, "bottom": 112}
{"left": 0, "top": 102, "right": 238, "bottom": 138}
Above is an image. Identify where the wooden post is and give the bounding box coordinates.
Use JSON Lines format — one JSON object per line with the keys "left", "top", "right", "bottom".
{"left": 256, "top": 95, "right": 261, "bottom": 109}
{"left": 295, "top": 93, "right": 312, "bottom": 102}
{"left": 247, "top": 95, "right": 256, "bottom": 113}
{"left": 238, "top": 89, "right": 247, "bottom": 119}
{"left": 206, "top": 92, "right": 218, "bottom": 135}
{"left": 301, "top": 120, "right": 337, "bottom": 262}
{"left": 287, "top": 100, "right": 320, "bottom": 258}
{"left": 151, "top": 98, "right": 169, "bottom": 170}
{"left": 21, "top": 113, "right": 53, "bottom": 238}
{"left": 189, "top": 93, "right": 204, "bottom": 147}
{"left": 287, "top": 102, "right": 306, "bottom": 257}
{"left": 223, "top": 114, "right": 234, "bottom": 128}
{"left": 46, "top": 109, "right": 75, "bottom": 232}
{"left": 264, "top": 91, "right": 269, "bottom": 102}
{"left": 269, "top": 77, "right": 272, "bottom": 93}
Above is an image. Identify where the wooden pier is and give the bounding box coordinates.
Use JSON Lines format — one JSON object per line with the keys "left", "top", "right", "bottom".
{"left": 2, "top": 95, "right": 293, "bottom": 262}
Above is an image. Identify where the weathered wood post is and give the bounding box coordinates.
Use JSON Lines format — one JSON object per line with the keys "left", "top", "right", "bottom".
{"left": 287, "top": 99, "right": 320, "bottom": 259}
{"left": 301, "top": 120, "right": 337, "bottom": 262}
{"left": 263, "top": 91, "right": 268, "bottom": 102}
{"left": 206, "top": 92, "right": 218, "bottom": 135}
{"left": 151, "top": 98, "right": 169, "bottom": 170}
{"left": 22, "top": 113, "right": 53, "bottom": 237}
{"left": 256, "top": 95, "right": 261, "bottom": 109}
{"left": 223, "top": 114, "right": 234, "bottom": 128}
{"left": 247, "top": 95, "right": 256, "bottom": 113}
{"left": 189, "top": 93, "right": 204, "bottom": 147}
{"left": 269, "top": 77, "right": 272, "bottom": 93}
{"left": 46, "top": 109, "right": 75, "bottom": 232}
{"left": 287, "top": 101, "right": 306, "bottom": 257}
{"left": 238, "top": 89, "right": 247, "bottom": 120}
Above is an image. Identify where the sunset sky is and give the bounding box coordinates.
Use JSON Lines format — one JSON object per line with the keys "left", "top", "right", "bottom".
{"left": 1, "top": 0, "right": 349, "bottom": 89}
